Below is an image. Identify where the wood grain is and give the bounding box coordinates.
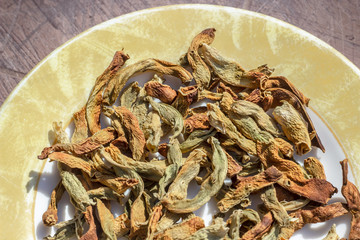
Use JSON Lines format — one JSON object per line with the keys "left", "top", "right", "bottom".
{"left": 1, "top": 0, "right": 359, "bottom": 106}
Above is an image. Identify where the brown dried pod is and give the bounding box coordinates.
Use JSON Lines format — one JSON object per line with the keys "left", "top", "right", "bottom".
{"left": 144, "top": 80, "right": 177, "bottom": 104}
{"left": 93, "top": 172, "right": 138, "bottom": 195}
{"left": 71, "top": 106, "right": 88, "bottom": 143}
{"left": 172, "top": 85, "right": 199, "bottom": 116}
{"left": 102, "top": 107, "right": 129, "bottom": 150}
{"left": 38, "top": 127, "right": 117, "bottom": 159}
{"left": 217, "top": 82, "right": 239, "bottom": 100}
{"left": 188, "top": 217, "right": 228, "bottom": 239}
{"left": 218, "top": 166, "right": 283, "bottom": 213}
{"left": 113, "top": 106, "right": 146, "bottom": 161}
{"left": 245, "top": 88, "right": 273, "bottom": 112}
{"left": 147, "top": 204, "right": 163, "bottom": 240}
{"left": 277, "top": 202, "right": 348, "bottom": 239}
{"left": 42, "top": 180, "right": 65, "bottom": 226}
{"left": 184, "top": 113, "right": 210, "bottom": 134}
{"left": 224, "top": 150, "right": 243, "bottom": 178}
{"left": 86, "top": 51, "right": 129, "bottom": 134}
{"left": 153, "top": 216, "right": 205, "bottom": 240}
{"left": 80, "top": 206, "right": 97, "bottom": 240}
{"left": 257, "top": 140, "right": 337, "bottom": 204}
{"left": 103, "top": 58, "right": 192, "bottom": 106}
{"left": 240, "top": 212, "right": 274, "bottom": 240}
{"left": 48, "top": 152, "right": 94, "bottom": 176}
{"left": 262, "top": 76, "right": 310, "bottom": 106}
{"left": 187, "top": 28, "right": 216, "bottom": 89}
{"left": 341, "top": 159, "right": 360, "bottom": 240}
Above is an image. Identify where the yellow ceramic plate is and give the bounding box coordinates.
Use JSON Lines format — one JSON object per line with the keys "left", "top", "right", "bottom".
{"left": 1, "top": 4, "right": 359, "bottom": 239}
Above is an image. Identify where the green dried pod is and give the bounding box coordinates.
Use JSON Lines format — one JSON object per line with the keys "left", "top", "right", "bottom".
{"left": 261, "top": 185, "right": 291, "bottom": 227}
{"left": 156, "top": 210, "right": 182, "bottom": 233}
{"left": 179, "top": 128, "right": 216, "bottom": 153}
{"left": 322, "top": 224, "right": 339, "bottom": 240}
{"left": 87, "top": 187, "right": 122, "bottom": 201}
{"left": 119, "top": 82, "right": 150, "bottom": 130}
{"left": 146, "top": 96, "right": 184, "bottom": 140}
{"left": 221, "top": 92, "right": 281, "bottom": 138}
{"left": 103, "top": 58, "right": 192, "bottom": 106}
{"left": 86, "top": 51, "right": 129, "bottom": 134}
{"left": 273, "top": 100, "right": 312, "bottom": 155}
{"left": 207, "top": 103, "right": 256, "bottom": 155}
{"left": 201, "top": 43, "right": 262, "bottom": 89}
{"left": 162, "top": 137, "right": 227, "bottom": 213}
{"left": 266, "top": 87, "right": 325, "bottom": 152}
{"left": 198, "top": 89, "right": 223, "bottom": 101}
{"left": 304, "top": 157, "right": 326, "bottom": 179}
{"left": 166, "top": 148, "right": 206, "bottom": 200}
{"left": 238, "top": 158, "right": 262, "bottom": 177}
{"left": 280, "top": 198, "right": 310, "bottom": 212}
{"left": 60, "top": 171, "right": 95, "bottom": 212}
{"left": 227, "top": 209, "right": 260, "bottom": 239}
{"left": 218, "top": 166, "right": 282, "bottom": 213}
{"left": 44, "top": 220, "right": 77, "bottom": 240}
{"left": 187, "top": 28, "right": 216, "bottom": 89}
{"left": 104, "top": 147, "right": 166, "bottom": 182}
{"left": 131, "top": 87, "right": 149, "bottom": 130}
{"left": 143, "top": 111, "right": 163, "bottom": 153}
{"left": 188, "top": 217, "right": 228, "bottom": 240}
{"left": 158, "top": 138, "right": 183, "bottom": 198}
{"left": 120, "top": 81, "right": 141, "bottom": 109}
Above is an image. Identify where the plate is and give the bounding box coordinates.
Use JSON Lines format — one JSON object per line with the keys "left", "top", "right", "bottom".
{"left": 1, "top": 4, "right": 359, "bottom": 239}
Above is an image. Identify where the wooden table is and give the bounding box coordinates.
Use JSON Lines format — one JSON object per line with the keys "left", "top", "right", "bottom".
{"left": 1, "top": 0, "right": 359, "bottom": 107}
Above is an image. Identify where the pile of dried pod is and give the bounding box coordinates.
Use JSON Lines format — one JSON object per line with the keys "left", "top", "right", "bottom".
{"left": 38, "top": 28, "right": 360, "bottom": 240}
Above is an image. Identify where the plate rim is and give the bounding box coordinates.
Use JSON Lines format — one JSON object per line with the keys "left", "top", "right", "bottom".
{"left": 1, "top": 4, "right": 358, "bottom": 239}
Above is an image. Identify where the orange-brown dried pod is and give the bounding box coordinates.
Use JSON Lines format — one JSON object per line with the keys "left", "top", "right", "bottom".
{"left": 144, "top": 81, "right": 177, "bottom": 104}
